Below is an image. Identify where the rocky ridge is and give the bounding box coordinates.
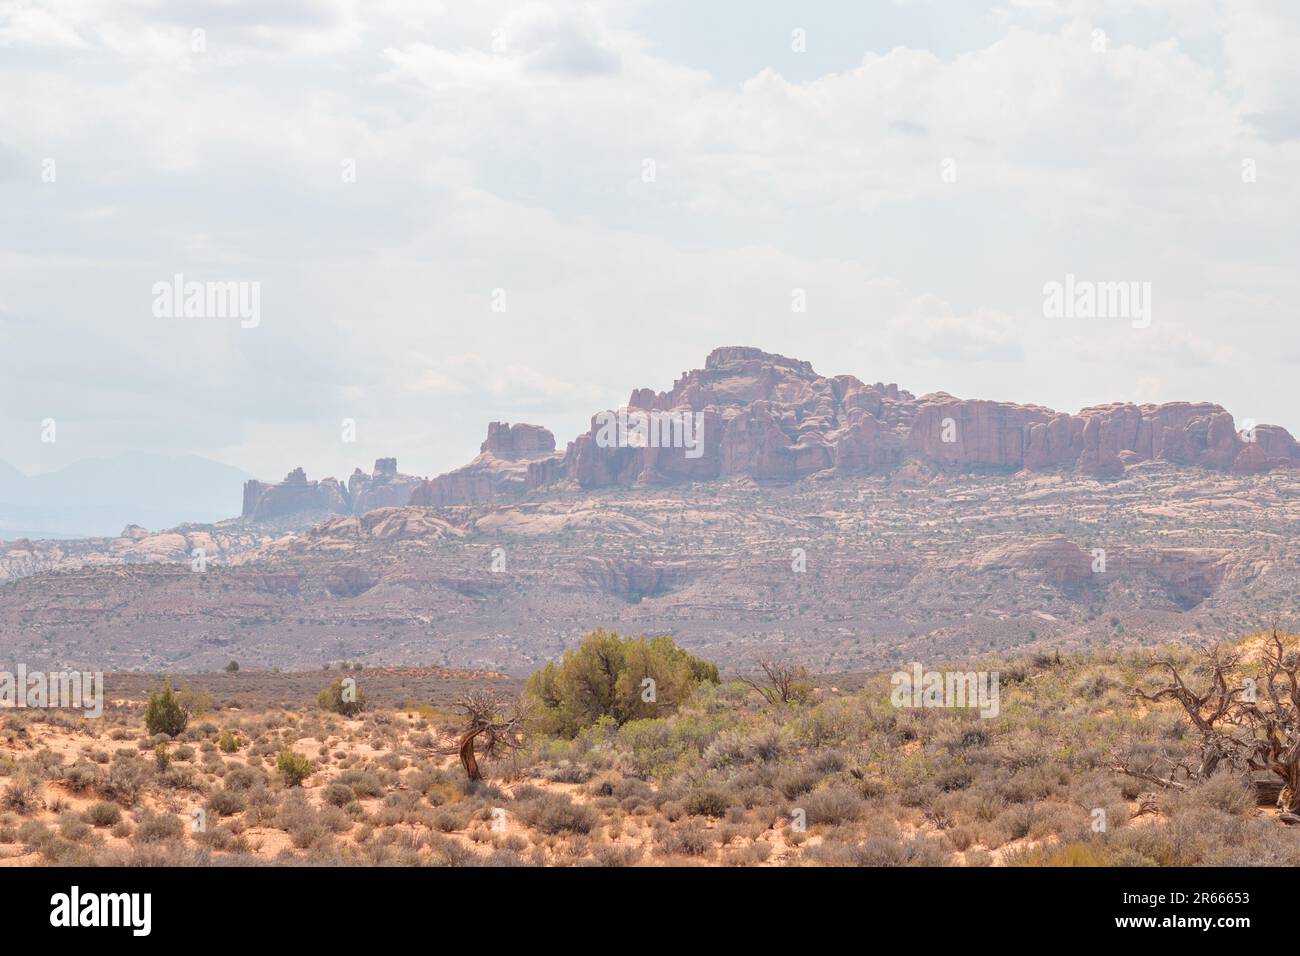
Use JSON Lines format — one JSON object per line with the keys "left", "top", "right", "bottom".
{"left": 241, "top": 347, "right": 1297, "bottom": 520}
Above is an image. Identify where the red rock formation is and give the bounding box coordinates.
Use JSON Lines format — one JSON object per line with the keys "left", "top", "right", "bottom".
{"left": 242, "top": 468, "right": 350, "bottom": 522}
{"left": 906, "top": 397, "right": 1052, "bottom": 468}
{"left": 347, "top": 458, "right": 425, "bottom": 514}
{"left": 978, "top": 538, "right": 1095, "bottom": 588}
{"left": 243, "top": 348, "right": 1300, "bottom": 516}
{"left": 1254, "top": 424, "right": 1298, "bottom": 463}
{"left": 560, "top": 348, "right": 918, "bottom": 487}
{"left": 540, "top": 347, "right": 1298, "bottom": 488}
{"left": 409, "top": 423, "right": 563, "bottom": 507}
{"left": 482, "top": 422, "right": 555, "bottom": 460}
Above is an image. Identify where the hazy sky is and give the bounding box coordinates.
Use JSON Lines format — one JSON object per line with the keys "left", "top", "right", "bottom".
{"left": 2, "top": 0, "right": 1297, "bottom": 483}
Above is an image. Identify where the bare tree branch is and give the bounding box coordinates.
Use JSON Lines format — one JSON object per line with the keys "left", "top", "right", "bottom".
{"left": 453, "top": 691, "right": 531, "bottom": 781}
{"left": 739, "top": 658, "right": 811, "bottom": 706}
{"left": 1116, "top": 633, "right": 1300, "bottom": 814}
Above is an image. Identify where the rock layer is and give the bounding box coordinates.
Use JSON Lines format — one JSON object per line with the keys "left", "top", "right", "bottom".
{"left": 348, "top": 459, "right": 425, "bottom": 514}
{"left": 242, "top": 468, "right": 350, "bottom": 522}
{"left": 408, "top": 423, "right": 563, "bottom": 508}
{"left": 547, "top": 346, "right": 1297, "bottom": 492}
{"left": 244, "top": 347, "right": 1299, "bottom": 518}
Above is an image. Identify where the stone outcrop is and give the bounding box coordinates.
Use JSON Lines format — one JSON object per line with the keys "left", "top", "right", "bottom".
{"left": 243, "top": 347, "right": 1299, "bottom": 517}
{"left": 242, "top": 468, "right": 350, "bottom": 523}
{"left": 974, "top": 539, "right": 1240, "bottom": 609}
{"left": 560, "top": 348, "right": 918, "bottom": 487}
{"left": 1233, "top": 425, "right": 1298, "bottom": 473}
{"left": 242, "top": 460, "right": 425, "bottom": 524}
{"left": 408, "top": 423, "right": 563, "bottom": 508}
{"left": 541, "top": 347, "right": 1298, "bottom": 490}
{"left": 482, "top": 422, "right": 556, "bottom": 460}
{"left": 347, "top": 459, "right": 425, "bottom": 514}
{"left": 977, "top": 538, "right": 1095, "bottom": 588}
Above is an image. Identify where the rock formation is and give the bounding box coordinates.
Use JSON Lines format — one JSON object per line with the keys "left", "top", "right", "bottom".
{"left": 482, "top": 422, "right": 556, "bottom": 460}
{"left": 347, "top": 459, "right": 425, "bottom": 514}
{"left": 242, "top": 347, "right": 1299, "bottom": 518}
{"left": 408, "top": 423, "right": 563, "bottom": 508}
{"left": 538, "top": 346, "right": 1298, "bottom": 491}
{"left": 242, "top": 468, "right": 350, "bottom": 523}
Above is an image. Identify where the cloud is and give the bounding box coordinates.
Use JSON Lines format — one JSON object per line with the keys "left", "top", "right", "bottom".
{"left": 887, "top": 298, "right": 1027, "bottom": 364}
{"left": 0, "top": 0, "right": 1296, "bottom": 480}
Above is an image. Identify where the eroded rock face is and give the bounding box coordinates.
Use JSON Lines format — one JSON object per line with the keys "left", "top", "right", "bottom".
{"left": 973, "top": 539, "right": 1242, "bottom": 610}
{"left": 574, "top": 556, "right": 691, "bottom": 602}
{"left": 409, "top": 423, "right": 563, "bottom": 507}
{"left": 482, "top": 422, "right": 556, "bottom": 460}
{"left": 242, "top": 468, "right": 350, "bottom": 522}
{"left": 977, "top": 538, "right": 1095, "bottom": 588}
{"left": 242, "top": 348, "right": 1299, "bottom": 519}
{"left": 325, "top": 564, "right": 377, "bottom": 598}
{"left": 347, "top": 459, "right": 425, "bottom": 514}
{"left": 559, "top": 348, "right": 919, "bottom": 487}
{"left": 1234, "top": 425, "right": 1298, "bottom": 473}
{"left": 544, "top": 348, "right": 1298, "bottom": 488}
{"left": 242, "top": 460, "right": 425, "bottom": 524}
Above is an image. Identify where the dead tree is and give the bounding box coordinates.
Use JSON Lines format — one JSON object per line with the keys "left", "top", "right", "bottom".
{"left": 1132, "top": 646, "right": 1244, "bottom": 781}
{"left": 1236, "top": 631, "right": 1300, "bottom": 817}
{"left": 1113, "top": 635, "right": 1300, "bottom": 819}
{"left": 454, "top": 691, "right": 529, "bottom": 781}
{"left": 740, "top": 658, "right": 812, "bottom": 706}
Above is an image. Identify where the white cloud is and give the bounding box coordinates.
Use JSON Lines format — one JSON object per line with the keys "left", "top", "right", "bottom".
{"left": 0, "top": 0, "right": 1296, "bottom": 481}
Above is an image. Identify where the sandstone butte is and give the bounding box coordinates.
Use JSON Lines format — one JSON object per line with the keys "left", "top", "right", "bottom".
{"left": 239, "top": 346, "right": 1299, "bottom": 521}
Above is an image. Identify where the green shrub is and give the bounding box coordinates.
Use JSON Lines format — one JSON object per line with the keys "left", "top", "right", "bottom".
{"left": 222, "top": 765, "right": 266, "bottom": 792}
{"left": 133, "top": 811, "right": 183, "bottom": 844}
{"left": 657, "top": 821, "right": 711, "bottom": 857}
{"left": 144, "top": 682, "right": 189, "bottom": 737}
{"left": 87, "top": 801, "right": 122, "bottom": 827}
{"left": 589, "top": 844, "right": 644, "bottom": 867}
{"left": 1183, "top": 774, "right": 1255, "bottom": 817}
{"left": 276, "top": 750, "right": 315, "bottom": 787}
{"left": 2, "top": 776, "right": 42, "bottom": 814}
{"left": 317, "top": 678, "right": 367, "bottom": 717}
{"left": 177, "top": 687, "right": 214, "bottom": 716}
{"left": 684, "top": 789, "right": 730, "bottom": 818}
{"left": 218, "top": 731, "right": 241, "bottom": 753}
{"left": 337, "top": 770, "right": 384, "bottom": 798}
{"left": 800, "top": 786, "right": 865, "bottom": 826}
{"left": 324, "top": 783, "right": 355, "bottom": 807}
{"left": 102, "top": 761, "right": 146, "bottom": 807}
{"left": 206, "top": 788, "right": 246, "bottom": 817}
{"left": 525, "top": 629, "right": 719, "bottom": 737}
{"left": 776, "top": 767, "right": 819, "bottom": 800}
{"left": 62, "top": 762, "right": 100, "bottom": 793}
{"left": 516, "top": 792, "right": 598, "bottom": 834}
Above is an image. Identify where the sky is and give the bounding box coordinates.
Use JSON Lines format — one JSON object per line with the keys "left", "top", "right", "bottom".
{"left": 1, "top": 0, "right": 1297, "bottom": 484}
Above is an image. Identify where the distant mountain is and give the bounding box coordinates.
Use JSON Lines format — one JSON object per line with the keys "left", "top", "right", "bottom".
{"left": 0, "top": 461, "right": 27, "bottom": 499}
{"left": 239, "top": 345, "right": 1300, "bottom": 523}
{"left": 2, "top": 348, "right": 1299, "bottom": 674}
{"left": 0, "top": 453, "right": 251, "bottom": 539}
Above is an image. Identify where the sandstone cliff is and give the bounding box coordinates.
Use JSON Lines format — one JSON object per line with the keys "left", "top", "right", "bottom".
{"left": 547, "top": 346, "right": 1297, "bottom": 490}
{"left": 408, "top": 423, "right": 562, "bottom": 508}
{"left": 347, "top": 459, "right": 425, "bottom": 514}
{"left": 242, "top": 347, "right": 1298, "bottom": 519}
{"left": 241, "top": 467, "right": 351, "bottom": 523}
